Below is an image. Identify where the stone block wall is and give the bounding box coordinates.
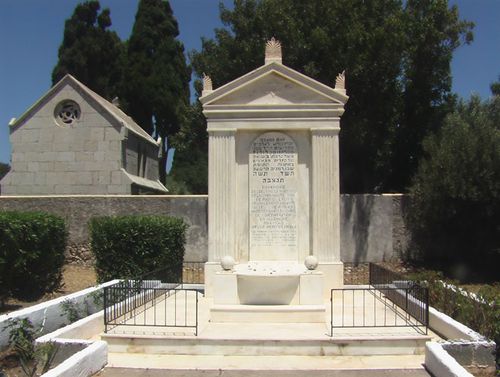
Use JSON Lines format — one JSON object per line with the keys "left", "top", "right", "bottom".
{"left": 1, "top": 86, "right": 127, "bottom": 195}
{"left": 340, "top": 194, "right": 409, "bottom": 263}
{"left": 0, "top": 194, "right": 408, "bottom": 264}
{"left": 0, "top": 195, "right": 208, "bottom": 263}
{"left": 124, "top": 133, "right": 160, "bottom": 181}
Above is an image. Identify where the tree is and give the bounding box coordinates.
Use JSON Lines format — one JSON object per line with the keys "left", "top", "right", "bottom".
{"left": 52, "top": 1, "right": 124, "bottom": 100}
{"left": 390, "top": 0, "right": 474, "bottom": 191}
{"left": 406, "top": 94, "right": 500, "bottom": 280}
{"left": 491, "top": 76, "right": 500, "bottom": 96}
{"left": 120, "top": 0, "right": 191, "bottom": 184}
{"left": 189, "top": 0, "right": 473, "bottom": 193}
{"left": 168, "top": 102, "right": 208, "bottom": 194}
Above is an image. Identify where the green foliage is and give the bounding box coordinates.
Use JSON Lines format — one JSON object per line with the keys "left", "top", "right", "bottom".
{"left": 52, "top": 0, "right": 124, "bottom": 100}
{"left": 120, "top": 0, "right": 191, "bottom": 184}
{"left": 406, "top": 95, "right": 500, "bottom": 279}
{"left": 0, "top": 211, "right": 67, "bottom": 302}
{"left": 390, "top": 0, "right": 474, "bottom": 191}
{"left": 410, "top": 272, "right": 500, "bottom": 370}
{"left": 60, "top": 299, "right": 86, "bottom": 323}
{"left": 5, "top": 319, "right": 58, "bottom": 377}
{"left": 491, "top": 76, "right": 500, "bottom": 97}
{"left": 169, "top": 102, "right": 208, "bottom": 194}
{"left": 189, "top": 0, "right": 473, "bottom": 193}
{"left": 89, "top": 215, "right": 187, "bottom": 282}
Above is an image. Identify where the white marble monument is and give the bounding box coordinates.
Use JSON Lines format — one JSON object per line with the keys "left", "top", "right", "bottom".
{"left": 200, "top": 39, "right": 348, "bottom": 320}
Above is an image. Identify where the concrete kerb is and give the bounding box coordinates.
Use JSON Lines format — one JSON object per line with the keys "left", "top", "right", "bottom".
{"left": 38, "top": 340, "right": 107, "bottom": 377}
{"left": 0, "top": 279, "right": 118, "bottom": 350}
{"left": 427, "top": 306, "right": 496, "bottom": 375}
{"left": 425, "top": 342, "right": 474, "bottom": 377}
{"left": 34, "top": 312, "right": 107, "bottom": 377}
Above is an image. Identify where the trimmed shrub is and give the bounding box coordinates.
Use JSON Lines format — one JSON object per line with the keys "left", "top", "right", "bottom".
{"left": 89, "top": 215, "right": 187, "bottom": 283}
{"left": 0, "top": 211, "right": 67, "bottom": 302}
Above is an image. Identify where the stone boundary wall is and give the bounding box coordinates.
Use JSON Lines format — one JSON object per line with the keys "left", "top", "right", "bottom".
{"left": 0, "top": 195, "right": 208, "bottom": 263}
{"left": 0, "top": 194, "right": 408, "bottom": 264}
{"left": 340, "top": 194, "right": 409, "bottom": 263}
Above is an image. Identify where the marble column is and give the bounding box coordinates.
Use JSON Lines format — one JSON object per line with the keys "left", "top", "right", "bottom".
{"left": 208, "top": 129, "right": 236, "bottom": 262}
{"left": 311, "top": 127, "right": 340, "bottom": 262}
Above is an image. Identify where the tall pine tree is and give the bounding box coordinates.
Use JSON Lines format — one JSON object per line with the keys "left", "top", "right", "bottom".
{"left": 121, "top": 0, "right": 191, "bottom": 184}
{"left": 52, "top": 0, "right": 124, "bottom": 100}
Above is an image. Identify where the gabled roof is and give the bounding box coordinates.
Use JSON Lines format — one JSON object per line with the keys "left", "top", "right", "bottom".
{"left": 121, "top": 169, "right": 168, "bottom": 193}
{"left": 200, "top": 61, "right": 348, "bottom": 106}
{"left": 10, "top": 74, "right": 159, "bottom": 146}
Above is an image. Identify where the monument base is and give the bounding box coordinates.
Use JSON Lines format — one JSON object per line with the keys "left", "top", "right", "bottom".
{"left": 210, "top": 304, "right": 326, "bottom": 323}
{"left": 318, "top": 261, "right": 344, "bottom": 298}
{"left": 204, "top": 262, "right": 222, "bottom": 298}
{"left": 206, "top": 261, "right": 343, "bottom": 300}
{"left": 212, "top": 268, "right": 323, "bottom": 305}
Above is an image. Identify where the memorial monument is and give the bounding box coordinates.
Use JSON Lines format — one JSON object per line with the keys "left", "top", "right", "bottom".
{"left": 200, "top": 39, "right": 348, "bottom": 321}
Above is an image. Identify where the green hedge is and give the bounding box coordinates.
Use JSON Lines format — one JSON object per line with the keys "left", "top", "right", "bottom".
{"left": 89, "top": 215, "right": 187, "bottom": 283}
{"left": 0, "top": 211, "right": 67, "bottom": 302}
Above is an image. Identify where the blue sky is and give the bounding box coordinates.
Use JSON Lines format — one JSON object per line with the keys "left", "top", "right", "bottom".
{"left": 1, "top": 0, "right": 499, "bottom": 165}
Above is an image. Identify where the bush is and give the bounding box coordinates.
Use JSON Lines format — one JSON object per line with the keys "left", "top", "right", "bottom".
{"left": 0, "top": 211, "right": 67, "bottom": 302}
{"left": 410, "top": 271, "right": 500, "bottom": 371}
{"left": 406, "top": 95, "right": 500, "bottom": 280}
{"left": 89, "top": 215, "right": 187, "bottom": 282}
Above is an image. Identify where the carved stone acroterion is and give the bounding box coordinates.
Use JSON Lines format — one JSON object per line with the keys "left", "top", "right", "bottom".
{"left": 265, "top": 37, "right": 282, "bottom": 64}
{"left": 335, "top": 70, "right": 346, "bottom": 94}
{"left": 202, "top": 73, "right": 213, "bottom": 95}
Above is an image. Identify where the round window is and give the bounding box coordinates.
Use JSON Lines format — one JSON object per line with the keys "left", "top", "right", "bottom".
{"left": 54, "top": 100, "right": 81, "bottom": 127}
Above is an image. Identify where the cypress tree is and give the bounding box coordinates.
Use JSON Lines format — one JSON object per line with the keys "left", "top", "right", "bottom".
{"left": 52, "top": 0, "right": 124, "bottom": 100}
{"left": 121, "top": 0, "right": 191, "bottom": 184}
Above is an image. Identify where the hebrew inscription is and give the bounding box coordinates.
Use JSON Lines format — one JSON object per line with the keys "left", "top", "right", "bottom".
{"left": 249, "top": 132, "right": 298, "bottom": 260}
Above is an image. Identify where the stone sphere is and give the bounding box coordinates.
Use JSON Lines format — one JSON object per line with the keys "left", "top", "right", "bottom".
{"left": 304, "top": 255, "right": 319, "bottom": 270}
{"left": 221, "top": 255, "right": 236, "bottom": 271}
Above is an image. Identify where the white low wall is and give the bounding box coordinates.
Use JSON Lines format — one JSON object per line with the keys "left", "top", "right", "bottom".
{"left": 0, "top": 280, "right": 118, "bottom": 350}
{"left": 429, "top": 307, "right": 479, "bottom": 341}
{"left": 427, "top": 304, "right": 496, "bottom": 375}
{"left": 40, "top": 340, "right": 107, "bottom": 377}
{"left": 37, "top": 311, "right": 103, "bottom": 343}
{"left": 425, "top": 342, "right": 474, "bottom": 377}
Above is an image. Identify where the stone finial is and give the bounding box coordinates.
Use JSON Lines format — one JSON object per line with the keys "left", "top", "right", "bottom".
{"left": 202, "top": 73, "right": 213, "bottom": 96}
{"left": 265, "top": 37, "right": 282, "bottom": 64}
{"left": 335, "top": 70, "right": 346, "bottom": 94}
{"left": 112, "top": 96, "right": 120, "bottom": 107}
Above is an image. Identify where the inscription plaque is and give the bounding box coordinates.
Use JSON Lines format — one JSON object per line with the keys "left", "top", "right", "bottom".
{"left": 249, "top": 132, "right": 298, "bottom": 260}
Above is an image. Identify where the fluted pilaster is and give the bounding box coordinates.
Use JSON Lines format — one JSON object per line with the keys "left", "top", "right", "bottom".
{"left": 311, "top": 128, "right": 340, "bottom": 262}
{"left": 208, "top": 129, "right": 236, "bottom": 262}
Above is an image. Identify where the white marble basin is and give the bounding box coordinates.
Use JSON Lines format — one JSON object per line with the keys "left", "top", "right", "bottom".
{"left": 234, "top": 261, "right": 308, "bottom": 305}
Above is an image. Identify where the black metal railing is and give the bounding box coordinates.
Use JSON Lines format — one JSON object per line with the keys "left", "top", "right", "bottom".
{"left": 103, "top": 265, "right": 202, "bottom": 334}
{"left": 369, "top": 263, "right": 408, "bottom": 287}
{"left": 369, "top": 263, "right": 429, "bottom": 331}
{"left": 330, "top": 263, "right": 429, "bottom": 336}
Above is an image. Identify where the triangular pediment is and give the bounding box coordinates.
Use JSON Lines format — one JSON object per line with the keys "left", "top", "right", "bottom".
{"left": 214, "top": 72, "right": 334, "bottom": 105}
{"left": 201, "top": 62, "right": 348, "bottom": 107}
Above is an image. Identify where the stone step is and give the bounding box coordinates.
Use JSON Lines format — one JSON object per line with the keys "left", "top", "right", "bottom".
{"left": 101, "top": 332, "right": 430, "bottom": 356}
{"left": 210, "top": 304, "right": 326, "bottom": 322}
{"left": 96, "top": 353, "right": 431, "bottom": 376}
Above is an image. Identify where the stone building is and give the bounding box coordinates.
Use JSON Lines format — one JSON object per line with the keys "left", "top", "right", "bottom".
{"left": 0, "top": 74, "right": 167, "bottom": 195}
